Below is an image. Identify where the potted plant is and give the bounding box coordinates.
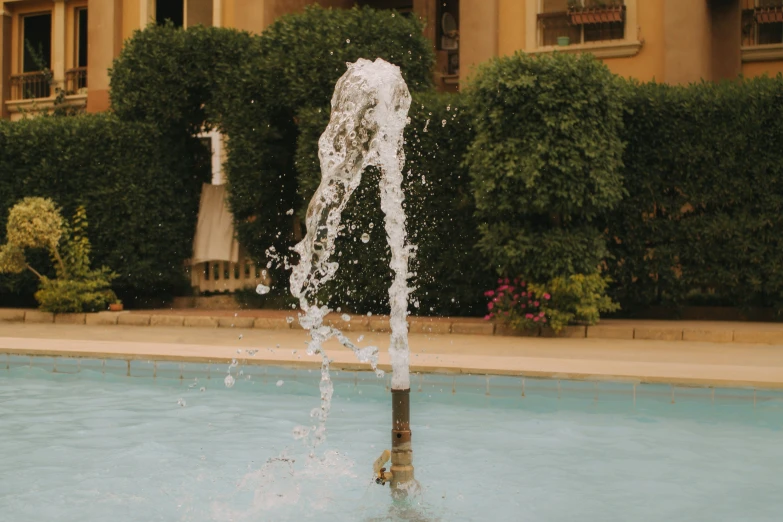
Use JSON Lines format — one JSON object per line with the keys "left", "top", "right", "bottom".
{"left": 568, "top": 0, "right": 624, "bottom": 26}
{"left": 756, "top": 3, "right": 783, "bottom": 24}
{"left": 109, "top": 300, "right": 124, "bottom": 312}
{"left": 557, "top": 36, "right": 571, "bottom": 46}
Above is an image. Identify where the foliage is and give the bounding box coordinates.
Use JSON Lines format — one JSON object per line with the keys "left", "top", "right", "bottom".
{"left": 222, "top": 6, "right": 436, "bottom": 277}
{"left": 109, "top": 11, "right": 435, "bottom": 293}
{"left": 606, "top": 75, "right": 783, "bottom": 314}
{"left": 4, "top": 197, "right": 63, "bottom": 251}
{"left": 466, "top": 52, "right": 623, "bottom": 327}
{"left": 256, "top": 5, "right": 434, "bottom": 113}
{"left": 110, "top": 23, "right": 257, "bottom": 135}
{"left": 34, "top": 276, "right": 116, "bottom": 314}
{"left": 0, "top": 114, "right": 208, "bottom": 305}
{"left": 484, "top": 274, "right": 616, "bottom": 333}
{"left": 483, "top": 278, "right": 549, "bottom": 329}
{"left": 0, "top": 198, "right": 116, "bottom": 312}
{"left": 294, "top": 92, "right": 493, "bottom": 316}
{"left": 466, "top": 51, "right": 625, "bottom": 283}
{"left": 528, "top": 274, "right": 617, "bottom": 331}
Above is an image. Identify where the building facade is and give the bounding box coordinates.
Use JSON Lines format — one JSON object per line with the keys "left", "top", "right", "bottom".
{"left": 1, "top": 0, "right": 783, "bottom": 120}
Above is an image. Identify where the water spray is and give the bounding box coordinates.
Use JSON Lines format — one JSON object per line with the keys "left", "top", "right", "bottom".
{"left": 288, "top": 58, "right": 416, "bottom": 495}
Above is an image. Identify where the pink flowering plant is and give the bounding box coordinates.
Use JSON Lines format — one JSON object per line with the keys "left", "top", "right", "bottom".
{"left": 483, "top": 278, "right": 551, "bottom": 332}
{"left": 485, "top": 274, "right": 619, "bottom": 334}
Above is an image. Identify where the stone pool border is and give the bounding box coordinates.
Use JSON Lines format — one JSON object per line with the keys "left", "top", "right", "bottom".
{"left": 3, "top": 307, "right": 783, "bottom": 345}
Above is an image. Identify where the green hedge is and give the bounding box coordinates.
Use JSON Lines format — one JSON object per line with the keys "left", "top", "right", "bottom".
{"left": 466, "top": 52, "right": 625, "bottom": 282}
{"left": 223, "top": 6, "right": 435, "bottom": 278}
{"left": 295, "top": 92, "right": 493, "bottom": 316}
{"left": 607, "top": 76, "right": 783, "bottom": 314}
{"left": 0, "top": 114, "right": 209, "bottom": 305}
{"left": 109, "top": 10, "right": 436, "bottom": 292}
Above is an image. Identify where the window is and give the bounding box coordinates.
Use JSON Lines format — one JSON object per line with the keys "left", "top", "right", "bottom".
{"left": 75, "top": 8, "right": 88, "bottom": 68}
{"left": 437, "top": 0, "right": 460, "bottom": 76}
{"left": 186, "top": 0, "right": 213, "bottom": 27}
{"left": 742, "top": 0, "right": 783, "bottom": 46}
{"left": 157, "top": 0, "right": 184, "bottom": 28}
{"left": 538, "top": 0, "right": 625, "bottom": 47}
{"left": 22, "top": 13, "right": 52, "bottom": 72}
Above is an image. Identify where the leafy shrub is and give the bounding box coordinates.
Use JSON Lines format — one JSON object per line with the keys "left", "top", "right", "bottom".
{"left": 0, "top": 198, "right": 116, "bottom": 313}
{"left": 483, "top": 278, "right": 549, "bottom": 329}
{"left": 0, "top": 114, "right": 208, "bottom": 305}
{"left": 109, "top": 12, "right": 435, "bottom": 294}
{"left": 607, "top": 75, "right": 783, "bottom": 315}
{"left": 223, "top": 6, "right": 436, "bottom": 278}
{"left": 484, "top": 274, "right": 616, "bottom": 333}
{"left": 467, "top": 52, "right": 624, "bottom": 326}
{"left": 294, "top": 92, "right": 493, "bottom": 316}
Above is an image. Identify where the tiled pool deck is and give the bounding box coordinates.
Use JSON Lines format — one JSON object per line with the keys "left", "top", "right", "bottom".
{"left": 2, "top": 321, "right": 783, "bottom": 389}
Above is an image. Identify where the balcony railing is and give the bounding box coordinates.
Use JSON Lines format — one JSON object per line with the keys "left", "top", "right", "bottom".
{"left": 65, "top": 67, "right": 87, "bottom": 94}
{"left": 743, "top": 0, "right": 783, "bottom": 46}
{"left": 10, "top": 72, "right": 51, "bottom": 101}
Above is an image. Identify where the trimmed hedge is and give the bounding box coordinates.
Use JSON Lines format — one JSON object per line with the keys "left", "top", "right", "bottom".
{"left": 607, "top": 76, "right": 783, "bottom": 314}
{"left": 466, "top": 52, "right": 625, "bottom": 282}
{"left": 295, "top": 92, "right": 493, "bottom": 316}
{"left": 223, "top": 6, "right": 436, "bottom": 275}
{"left": 109, "top": 10, "right": 436, "bottom": 291}
{"left": 0, "top": 114, "right": 209, "bottom": 305}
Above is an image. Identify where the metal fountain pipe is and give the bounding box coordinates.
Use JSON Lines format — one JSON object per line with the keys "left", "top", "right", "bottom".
{"left": 391, "top": 388, "right": 414, "bottom": 490}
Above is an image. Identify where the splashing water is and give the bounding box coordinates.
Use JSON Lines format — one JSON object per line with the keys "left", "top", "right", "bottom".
{"left": 289, "top": 58, "right": 413, "bottom": 447}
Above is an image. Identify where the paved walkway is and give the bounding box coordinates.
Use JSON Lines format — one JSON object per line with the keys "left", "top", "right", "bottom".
{"left": 2, "top": 323, "right": 783, "bottom": 389}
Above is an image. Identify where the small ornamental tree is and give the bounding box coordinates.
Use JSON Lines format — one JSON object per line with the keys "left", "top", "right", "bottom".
{"left": 0, "top": 198, "right": 117, "bottom": 313}
{"left": 467, "top": 52, "right": 624, "bottom": 331}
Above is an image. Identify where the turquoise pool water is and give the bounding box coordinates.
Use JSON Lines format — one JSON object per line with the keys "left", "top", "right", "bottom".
{"left": 1, "top": 355, "right": 782, "bottom": 521}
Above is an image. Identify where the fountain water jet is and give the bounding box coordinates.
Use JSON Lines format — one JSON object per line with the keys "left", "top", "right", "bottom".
{"left": 289, "top": 58, "right": 415, "bottom": 493}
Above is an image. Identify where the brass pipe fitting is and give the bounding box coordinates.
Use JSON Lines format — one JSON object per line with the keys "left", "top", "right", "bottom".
{"left": 390, "top": 388, "right": 414, "bottom": 490}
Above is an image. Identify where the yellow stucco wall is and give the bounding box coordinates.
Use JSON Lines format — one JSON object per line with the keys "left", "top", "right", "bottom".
{"left": 742, "top": 61, "right": 783, "bottom": 79}
{"left": 602, "top": 0, "right": 664, "bottom": 82}
{"left": 122, "top": 0, "right": 140, "bottom": 40}
{"left": 497, "top": 0, "right": 524, "bottom": 58}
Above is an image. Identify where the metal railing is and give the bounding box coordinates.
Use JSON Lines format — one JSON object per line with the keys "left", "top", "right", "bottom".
{"left": 65, "top": 67, "right": 87, "bottom": 93}
{"left": 188, "top": 256, "right": 269, "bottom": 294}
{"left": 743, "top": 0, "right": 783, "bottom": 46}
{"left": 9, "top": 71, "right": 50, "bottom": 101}
{"left": 537, "top": 4, "right": 625, "bottom": 47}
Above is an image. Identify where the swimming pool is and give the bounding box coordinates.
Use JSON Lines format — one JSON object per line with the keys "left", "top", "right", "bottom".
{"left": 1, "top": 355, "right": 782, "bottom": 521}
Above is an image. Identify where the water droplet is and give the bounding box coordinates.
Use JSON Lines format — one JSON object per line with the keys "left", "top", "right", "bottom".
{"left": 286, "top": 208, "right": 294, "bottom": 215}
{"left": 256, "top": 284, "right": 270, "bottom": 295}
{"left": 286, "top": 317, "right": 294, "bottom": 324}
{"left": 276, "top": 380, "right": 284, "bottom": 387}
{"left": 441, "top": 119, "right": 447, "bottom": 127}
{"left": 361, "top": 233, "right": 370, "bottom": 243}
{"left": 341, "top": 313, "right": 351, "bottom": 322}
{"left": 369, "top": 223, "right": 374, "bottom": 229}
{"left": 358, "top": 335, "right": 364, "bottom": 342}
{"left": 367, "top": 312, "right": 373, "bottom": 317}
{"left": 224, "top": 375, "right": 235, "bottom": 388}
{"left": 346, "top": 39, "right": 351, "bottom": 44}
{"left": 199, "top": 387, "right": 206, "bottom": 392}
{"left": 177, "top": 398, "right": 186, "bottom": 407}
